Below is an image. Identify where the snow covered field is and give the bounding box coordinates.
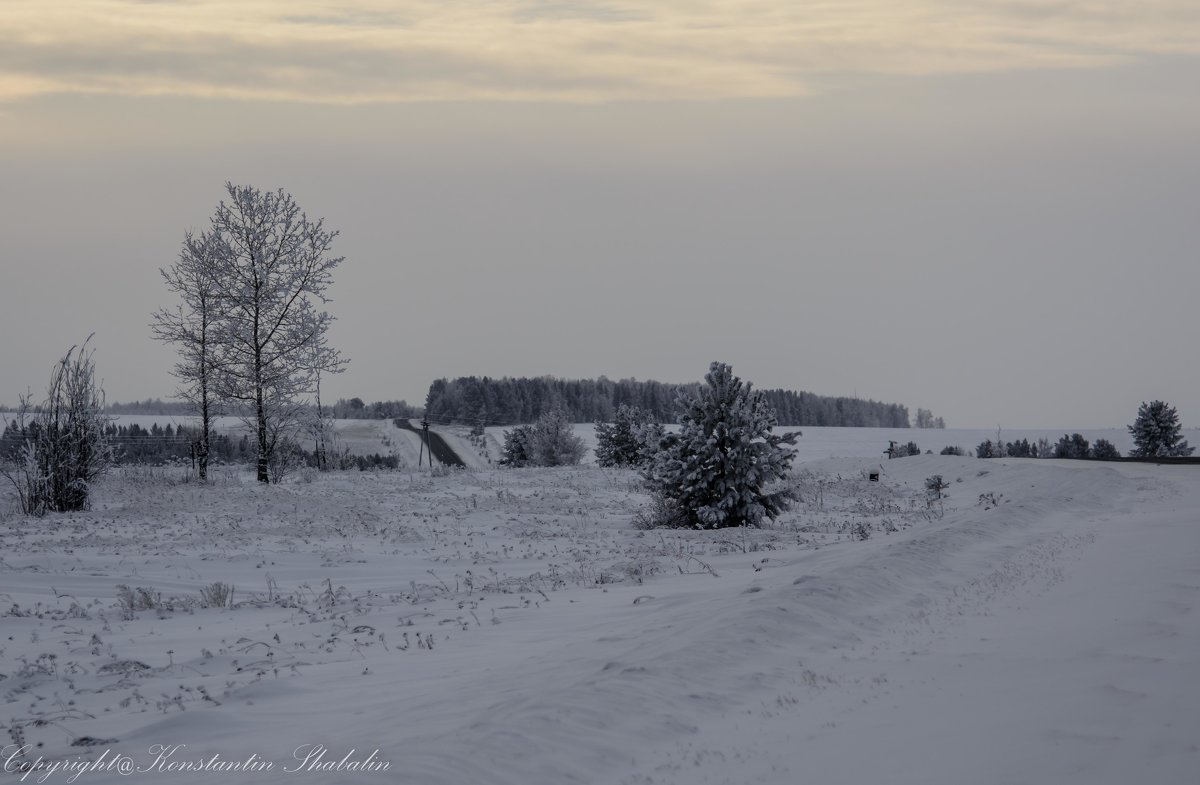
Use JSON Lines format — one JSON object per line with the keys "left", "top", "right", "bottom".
{"left": 27, "top": 413, "right": 1172, "bottom": 467}
{"left": 534, "top": 424, "right": 1156, "bottom": 465}
{"left": 1, "top": 452, "right": 1198, "bottom": 784}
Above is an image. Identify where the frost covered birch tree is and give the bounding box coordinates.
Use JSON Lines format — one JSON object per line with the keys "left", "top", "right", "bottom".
{"left": 151, "top": 231, "right": 221, "bottom": 480}
{"left": 204, "top": 183, "right": 346, "bottom": 483}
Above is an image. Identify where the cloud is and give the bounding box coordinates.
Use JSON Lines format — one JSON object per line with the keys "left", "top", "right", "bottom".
{"left": 2, "top": 1, "right": 1198, "bottom": 103}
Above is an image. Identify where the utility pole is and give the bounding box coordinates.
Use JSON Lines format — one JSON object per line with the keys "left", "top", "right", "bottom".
{"left": 419, "top": 419, "right": 433, "bottom": 467}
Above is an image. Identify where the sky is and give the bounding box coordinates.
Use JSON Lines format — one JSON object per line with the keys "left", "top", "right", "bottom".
{"left": 1, "top": 1, "right": 1198, "bottom": 428}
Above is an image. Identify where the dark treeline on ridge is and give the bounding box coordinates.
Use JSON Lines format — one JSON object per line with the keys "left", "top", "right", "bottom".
{"left": 425, "top": 376, "right": 912, "bottom": 428}
{"left": 102, "top": 397, "right": 421, "bottom": 420}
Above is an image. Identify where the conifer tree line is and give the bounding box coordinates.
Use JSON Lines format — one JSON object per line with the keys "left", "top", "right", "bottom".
{"left": 0, "top": 421, "right": 256, "bottom": 466}
{"left": 425, "top": 375, "right": 915, "bottom": 428}
{"left": 102, "top": 397, "right": 420, "bottom": 422}
{"left": 974, "top": 435, "right": 1123, "bottom": 460}
{"left": 970, "top": 401, "right": 1194, "bottom": 461}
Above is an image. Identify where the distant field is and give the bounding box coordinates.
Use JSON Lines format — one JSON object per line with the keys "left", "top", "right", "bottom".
{"left": 7, "top": 412, "right": 1196, "bottom": 466}
{"left": 487, "top": 424, "right": 1166, "bottom": 464}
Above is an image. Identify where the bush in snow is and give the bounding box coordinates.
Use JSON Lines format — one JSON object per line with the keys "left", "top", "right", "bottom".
{"left": 0, "top": 337, "right": 113, "bottom": 516}
{"left": 528, "top": 409, "right": 586, "bottom": 466}
{"left": 940, "top": 445, "right": 964, "bottom": 456}
{"left": 1090, "top": 439, "right": 1121, "bottom": 460}
{"left": 975, "top": 439, "right": 999, "bottom": 459}
{"left": 1005, "top": 438, "right": 1035, "bottom": 458}
{"left": 631, "top": 489, "right": 692, "bottom": 530}
{"left": 594, "top": 405, "right": 662, "bottom": 468}
{"left": 1128, "top": 400, "right": 1193, "bottom": 458}
{"left": 501, "top": 409, "right": 586, "bottom": 467}
{"left": 641, "top": 362, "right": 799, "bottom": 529}
{"left": 886, "top": 440, "right": 921, "bottom": 458}
{"left": 925, "top": 475, "right": 950, "bottom": 517}
{"left": 1054, "top": 433, "right": 1091, "bottom": 460}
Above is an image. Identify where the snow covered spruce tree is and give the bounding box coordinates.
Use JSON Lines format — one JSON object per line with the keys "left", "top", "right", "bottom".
{"left": 1128, "top": 400, "right": 1193, "bottom": 458}
{"left": 150, "top": 231, "right": 222, "bottom": 480}
{"left": 642, "top": 362, "right": 799, "bottom": 529}
{"left": 499, "top": 425, "right": 533, "bottom": 467}
{"left": 594, "top": 404, "right": 662, "bottom": 467}
{"left": 203, "top": 183, "right": 347, "bottom": 483}
{"left": 0, "top": 337, "right": 112, "bottom": 515}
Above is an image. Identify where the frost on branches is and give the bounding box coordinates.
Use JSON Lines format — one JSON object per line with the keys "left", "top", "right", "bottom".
{"left": 1128, "top": 400, "right": 1193, "bottom": 458}
{"left": 150, "top": 231, "right": 222, "bottom": 480}
{"left": 0, "top": 337, "right": 112, "bottom": 515}
{"left": 643, "top": 362, "right": 799, "bottom": 529}
{"left": 500, "top": 410, "right": 586, "bottom": 467}
{"left": 594, "top": 404, "right": 662, "bottom": 468}
{"left": 185, "top": 183, "right": 347, "bottom": 483}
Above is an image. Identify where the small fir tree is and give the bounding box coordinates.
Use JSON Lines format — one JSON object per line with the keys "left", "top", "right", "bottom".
{"left": 1054, "top": 433, "right": 1091, "bottom": 459}
{"left": 925, "top": 474, "right": 950, "bottom": 500}
{"left": 500, "top": 425, "right": 533, "bottom": 467}
{"left": 643, "top": 362, "right": 799, "bottom": 529}
{"left": 595, "top": 404, "right": 659, "bottom": 467}
{"left": 1128, "top": 400, "right": 1193, "bottom": 458}
{"left": 1005, "top": 438, "right": 1034, "bottom": 458}
{"left": 1091, "top": 439, "right": 1121, "bottom": 460}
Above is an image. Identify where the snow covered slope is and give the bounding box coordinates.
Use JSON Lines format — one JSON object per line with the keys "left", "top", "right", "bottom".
{"left": 0, "top": 457, "right": 1196, "bottom": 784}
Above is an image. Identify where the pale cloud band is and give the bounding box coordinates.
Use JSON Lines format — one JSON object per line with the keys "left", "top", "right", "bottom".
{"left": 3, "top": 1, "right": 1199, "bottom": 103}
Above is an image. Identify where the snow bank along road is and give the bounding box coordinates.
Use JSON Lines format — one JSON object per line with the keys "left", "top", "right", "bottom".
{"left": 0, "top": 456, "right": 1196, "bottom": 784}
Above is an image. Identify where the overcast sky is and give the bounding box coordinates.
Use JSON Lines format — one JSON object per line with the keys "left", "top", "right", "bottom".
{"left": 2, "top": 1, "right": 1198, "bottom": 428}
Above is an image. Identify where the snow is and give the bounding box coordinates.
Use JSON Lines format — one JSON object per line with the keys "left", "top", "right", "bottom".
{"left": 492, "top": 424, "right": 1154, "bottom": 464}
{"left": 1, "top": 445, "right": 1197, "bottom": 784}
{"left": 8, "top": 411, "right": 1171, "bottom": 465}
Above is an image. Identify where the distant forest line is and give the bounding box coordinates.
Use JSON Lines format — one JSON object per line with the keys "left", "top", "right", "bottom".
{"left": 425, "top": 376, "right": 915, "bottom": 428}
{"left": 74, "top": 378, "right": 919, "bottom": 429}
{"left": 100, "top": 398, "right": 422, "bottom": 420}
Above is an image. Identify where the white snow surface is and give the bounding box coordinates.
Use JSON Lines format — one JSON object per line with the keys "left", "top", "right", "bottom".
{"left": 0, "top": 453, "right": 1197, "bottom": 784}
{"left": 11, "top": 412, "right": 1174, "bottom": 466}
{"left": 489, "top": 424, "right": 1164, "bottom": 465}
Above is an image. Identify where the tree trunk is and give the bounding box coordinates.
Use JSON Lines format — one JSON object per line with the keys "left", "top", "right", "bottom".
{"left": 256, "top": 386, "right": 269, "bottom": 483}
{"left": 253, "top": 286, "right": 269, "bottom": 484}
{"left": 198, "top": 324, "right": 210, "bottom": 481}
{"left": 254, "top": 307, "right": 269, "bottom": 483}
{"left": 199, "top": 302, "right": 211, "bottom": 480}
{"left": 198, "top": 391, "right": 210, "bottom": 481}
